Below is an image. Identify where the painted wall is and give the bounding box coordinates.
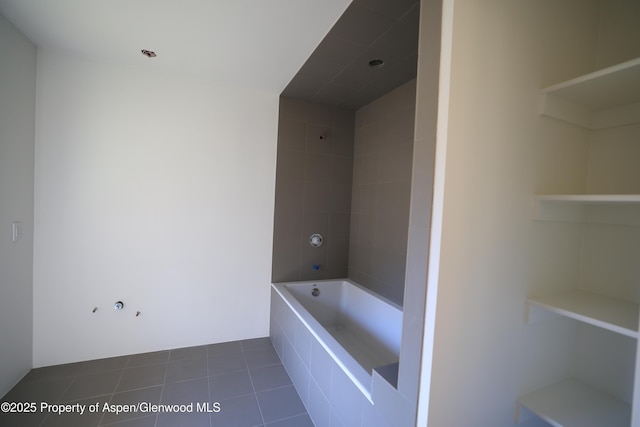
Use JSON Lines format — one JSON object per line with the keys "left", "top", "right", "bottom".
{"left": 272, "top": 97, "right": 354, "bottom": 282}
{"left": 33, "top": 50, "right": 278, "bottom": 367}
{"left": 595, "top": 0, "right": 640, "bottom": 69}
{"left": 424, "top": 0, "right": 601, "bottom": 425}
{"left": 0, "top": 13, "right": 36, "bottom": 397}
{"left": 348, "top": 79, "right": 415, "bottom": 306}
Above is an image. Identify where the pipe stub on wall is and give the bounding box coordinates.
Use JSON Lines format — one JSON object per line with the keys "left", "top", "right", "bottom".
{"left": 309, "top": 233, "right": 323, "bottom": 247}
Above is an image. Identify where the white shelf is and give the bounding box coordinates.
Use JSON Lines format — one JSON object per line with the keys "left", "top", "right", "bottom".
{"left": 518, "top": 379, "right": 631, "bottom": 427}
{"left": 536, "top": 194, "right": 640, "bottom": 204}
{"left": 527, "top": 290, "right": 639, "bottom": 339}
{"left": 538, "top": 57, "right": 640, "bottom": 129}
{"left": 533, "top": 195, "right": 640, "bottom": 225}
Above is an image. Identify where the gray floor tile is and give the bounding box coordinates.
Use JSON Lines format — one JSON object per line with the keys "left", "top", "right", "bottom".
{"left": 169, "top": 345, "right": 207, "bottom": 361}
{"left": 100, "top": 385, "right": 162, "bottom": 425}
{"left": 267, "top": 413, "right": 315, "bottom": 427}
{"left": 21, "top": 362, "right": 83, "bottom": 383}
{"left": 40, "top": 395, "right": 109, "bottom": 427}
{"left": 207, "top": 352, "right": 248, "bottom": 376}
{"left": 244, "top": 346, "right": 281, "bottom": 369}
{"left": 100, "top": 414, "right": 157, "bottom": 426}
{"left": 116, "top": 364, "right": 167, "bottom": 392}
{"left": 1, "top": 339, "right": 312, "bottom": 427}
{"left": 161, "top": 377, "right": 208, "bottom": 405}
{"left": 2, "top": 376, "right": 72, "bottom": 403}
{"left": 79, "top": 356, "right": 130, "bottom": 375}
{"left": 207, "top": 340, "right": 243, "bottom": 357}
{"left": 249, "top": 364, "right": 292, "bottom": 392}
{"left": 241, "top": 337, "right": 274, "bottom": 352}
{"left": 165, "top": 357, "right": 207, "bottom": 383}
{"left": 209, "top": 370, "right": 253, "bottom": 401}
{"left": 156, "top": 411, "right": 211, "bottom": 427}
{"left": 256, "top": 385, "right": 306, "bottom": 423}
{"left": 127, "top": 351, "right": 169, "bottom": 367}
{"left": 0, "top": 410, "right": 48, "bottom": 427}
{"left": 60, "top": 370, "right": 123, "bottom": 402}
{"left": 213, "top": 393, "right": 264, "bottom": 427}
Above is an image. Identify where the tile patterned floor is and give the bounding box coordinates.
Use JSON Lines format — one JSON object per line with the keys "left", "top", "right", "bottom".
{"left": 0, "top": 338, "right": 314, "bottom": 427}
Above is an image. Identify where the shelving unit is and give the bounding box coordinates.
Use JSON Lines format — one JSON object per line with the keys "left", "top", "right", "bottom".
{"left": 538, "top": 57, "right": 640, "bottom": 129}
{"left": 522, "top": 57, "right": 640, "bottom": 427}
{"left": 519, "top": 379, "right": 631, "bottom": 427}
{"left": 527, "top": 290, "right": 639, "bottom": 339}
{"left": 533, "top": 195, "right": 640, "bottom": 225}
{"left": 522, "top": 290, "right": 640, "bottom": 425}
{"left": 536, "top": 195, "right": 640, "bottom": 204}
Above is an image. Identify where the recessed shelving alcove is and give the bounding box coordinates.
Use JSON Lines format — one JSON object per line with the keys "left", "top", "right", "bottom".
{"left": 519, "top": 57, "right": 640, "bottom": 427}
{"left": 538, "top": 57, "right": 640, "bottom": 130}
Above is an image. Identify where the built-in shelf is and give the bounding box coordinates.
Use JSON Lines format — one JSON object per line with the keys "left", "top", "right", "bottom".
{"left": 518, "top": 379, "right": 631, "bottom": 427}
{"left": 538, "top": 57, "right": 640, "bottom": 129}
{"left": 536, "top": 194, "right": 640, "bottom": 203}
{"left": 533, "top": 194, "right": 640, "bottom": 225}
{"left": 527, "top": 290, "right": 639, "bottom": 339}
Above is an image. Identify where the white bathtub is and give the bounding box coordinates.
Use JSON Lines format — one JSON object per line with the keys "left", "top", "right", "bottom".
{"left": 270, "top": 279, "right": 402, "bottom": 401}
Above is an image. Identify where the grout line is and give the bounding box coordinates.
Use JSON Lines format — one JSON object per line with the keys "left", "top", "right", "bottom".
{"left": 265, "top": 411, "right": 309, "bottom": 426}
{"left": 205, "top": 343, "right": 212, "bottom": 427}
{"left": 97, "top": 368, "right": 126, "bottom": 426}
{"left": 100, "top": 412, "right": 156, "bottom": 426}
{"left": 153, "top": 357, "right": 170, "bottom": 427}
{"left": 245, "top": 343, "right": 267, "bottom": 427}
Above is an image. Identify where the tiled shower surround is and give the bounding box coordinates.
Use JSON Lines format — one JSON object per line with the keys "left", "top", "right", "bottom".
{"left": 272, "top": 80, "right": 416, "bottom": 306}
{"left": 348, "top": 79, "right": 416, "bottom": 306}
{"left": 272, "top": 98, "right": 355, "bottom": 283}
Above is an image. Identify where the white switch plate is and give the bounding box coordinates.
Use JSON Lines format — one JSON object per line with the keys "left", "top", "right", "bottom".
{"left": 12, "top": 222, "right": 23, "bottom": 242}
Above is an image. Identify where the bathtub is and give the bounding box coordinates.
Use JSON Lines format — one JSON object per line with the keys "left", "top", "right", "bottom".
{"left": 269, "top": 279, "right": 402, "bottom": 411}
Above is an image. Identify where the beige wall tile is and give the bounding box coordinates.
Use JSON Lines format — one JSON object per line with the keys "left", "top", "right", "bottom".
{"left": 272, "top": 237, "right": 302, "bottom": 283}
{"left": 329, "top": 213, "right": 351, "bottom": 238}
{"left": 306, "top": 124, "right": 333, "bottom": 156}
{"left": 276, "top": 150, "right": 305, "bottom": 182}
{"left": 304, "top": 153, "right": 332, "bottom": 183}
{"left": 302, "top": 212, "right": 329, "bottom": 241}
{"left": 273, "top": 209, "right": 303, "bottom": 242}
{"left": 274, "top": 179, "right": 303, "bottom": 213}
{"left": 278, "top": 119, "right": 306, "bottom": 153}
{"left": 303, "top": 181, "right": 332, "bottom": 213}
{"left": 272, "top": 97, "right": 355, "bottom": 282}
{"left": 347, "top": 79, "right": 416, "bottom": 305}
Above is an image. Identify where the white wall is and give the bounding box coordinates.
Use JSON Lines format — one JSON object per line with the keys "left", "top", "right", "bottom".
{"left": 33, "top": 50, "right": 278, "bottom": 367}
{"left": 0, "top": 13, "right": 36, "bottom": 396}
{"left": 422, "top": 1, "right": 601, "bottom": 425}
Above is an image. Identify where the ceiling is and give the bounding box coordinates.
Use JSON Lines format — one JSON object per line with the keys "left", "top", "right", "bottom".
{"left": 0, "top": 0, "right": 419, "bottom": 110}
{"left": 281, "top": 0, "right": 420, "bottom": 110}
{"left": 0, "top": 0, "right": 352, "bottom": 93}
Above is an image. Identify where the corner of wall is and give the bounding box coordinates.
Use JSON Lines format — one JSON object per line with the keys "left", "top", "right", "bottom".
{"left": 0, "top": 13, "right": 36, "bottom": 397}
